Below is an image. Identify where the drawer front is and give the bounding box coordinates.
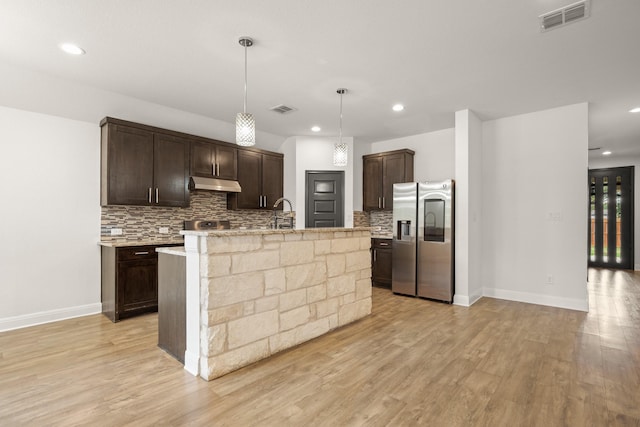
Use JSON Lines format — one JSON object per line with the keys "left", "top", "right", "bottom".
{"left": 372, "top": 238, "right": 392, "bottom": 249}
{"left": 117, "top": 246, "right": 158, "bottom": 261}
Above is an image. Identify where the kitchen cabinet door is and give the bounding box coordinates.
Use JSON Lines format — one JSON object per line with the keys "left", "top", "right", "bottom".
{"left": 154, "top": 133, "right": 190, "bottom": 207}
{"left": 362, "top": 149, "right": 414, "bottom": 212}
{"left": 190, "top": 141, "right": 214, "bottom": 177}
{"left": 233, "top": 150, "right": 262, "bottom": 209}
{"left": 117, "top": 258, "right": 158, "bottom": 317}
{"left": 262, "top": 153, "right": 283, "bottom": 209}
{"left": 190, "top": 141, "right": 237, "bottom": 180}
{"left": 382, "top": 152, "right": 412, "bottom": 210}
{"left": 215, "top": 144, "right": 238, "bottom": 180}
{"left": 371, "top": 238, "right": 392, "bottom": 288}
{"left": 363, "top": 156, "right": 383, "bottom": 211}
{"left": 104, "top": 124, "right": 154, "bottom": 206}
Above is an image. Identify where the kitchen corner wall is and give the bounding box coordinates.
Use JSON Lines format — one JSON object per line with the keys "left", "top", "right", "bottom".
{"left": 101, "top": 191, "right": 283, "bottom": 242}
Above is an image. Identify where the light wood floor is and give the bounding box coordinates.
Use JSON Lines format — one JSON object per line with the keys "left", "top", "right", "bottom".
{"left": 1, "top": 268, "right": 639, "bottom": 426}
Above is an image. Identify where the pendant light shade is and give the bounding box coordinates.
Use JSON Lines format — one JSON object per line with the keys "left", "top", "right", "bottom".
{"left": 236, "top": 37, "right": 255, "bottom": 146}
{"left": 236, "top": 112, "right": 255, "bottom": 146}
{"left": 333, "top": 88, "right": 348, "bottom": 167}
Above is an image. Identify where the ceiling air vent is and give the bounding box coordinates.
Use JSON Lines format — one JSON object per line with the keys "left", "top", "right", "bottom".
{"left": 269, "top": 104, "right": 297, "bottom": 114}
{"left": 540, "top": 0, "right": 590, "bottom": 32}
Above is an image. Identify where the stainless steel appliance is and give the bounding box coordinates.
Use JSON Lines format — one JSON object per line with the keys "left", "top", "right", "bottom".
{"left": 392, "top": 180, "right": 455, "bottom": 302}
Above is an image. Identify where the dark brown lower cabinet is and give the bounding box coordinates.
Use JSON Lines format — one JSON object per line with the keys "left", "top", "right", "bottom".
{"left": 157, "top": 252, "right": 186, "bottom": 363}
{"left": 101, "top": 244, "right": 178, "bottom": 322}
{"left": 371, "top": 238, "right": 392, "bottom": 288}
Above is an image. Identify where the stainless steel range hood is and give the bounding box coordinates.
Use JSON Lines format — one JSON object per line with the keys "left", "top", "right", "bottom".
{"left": 189, "top": 176, "right": 241, "bottom": 193}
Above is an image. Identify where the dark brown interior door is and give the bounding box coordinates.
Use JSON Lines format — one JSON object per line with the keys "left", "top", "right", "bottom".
{"left": 306, "top": 171, "right": 344, "bottom": 228}
{"left": 589, "top": 166, "right": 634, "bottom": 269}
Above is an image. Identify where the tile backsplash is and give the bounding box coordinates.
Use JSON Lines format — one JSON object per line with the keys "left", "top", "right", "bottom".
{"left": 101, "top": 192, "right": 379, "bottom": 243}
{"left": 369, "top": 210, "right": 392, "bottom": 234}
{"left": 101, "top": 191, "right": 283, "bottom": 243}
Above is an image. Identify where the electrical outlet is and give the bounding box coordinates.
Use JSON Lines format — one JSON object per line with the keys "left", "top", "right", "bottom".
{"left": 110, "top": 228, "right": 123, "bottom": 236}
{"left": 546, "top": 274, "right": 554, "bottom": 285}
{"left": 159, "top": 227, "right": 170, "bottom": 234}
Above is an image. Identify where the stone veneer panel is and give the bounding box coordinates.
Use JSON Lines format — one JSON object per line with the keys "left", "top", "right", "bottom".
{"left": 192, "top": 228, "right": 372, "bottom": 380}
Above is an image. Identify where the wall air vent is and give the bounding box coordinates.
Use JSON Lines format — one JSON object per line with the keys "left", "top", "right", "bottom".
{"left": 269, "top": 104, "right": 297, "bottom": 114}
{"left": 540, "top": 0, "right": 590, "bottom": 32}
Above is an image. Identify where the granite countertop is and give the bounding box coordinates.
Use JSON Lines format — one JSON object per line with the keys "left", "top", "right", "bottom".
{"left": 371, "top": 233, "right": 393, "bottom": 239}
{"left": 156, "top": 246, "right": 186, "bottom": 256}
{"left": 180, "top": 227, "right": 373, "bottom": 237}
{"left": 98, "top": 239, "right": 184, "bottom": 248}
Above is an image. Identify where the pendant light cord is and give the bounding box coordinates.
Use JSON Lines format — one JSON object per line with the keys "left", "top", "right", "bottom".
{"left": 339, "top": 91, "right": 343, "bottom": 143}
{"left": 243, "top": 43, "right": 248, "bottom": 114}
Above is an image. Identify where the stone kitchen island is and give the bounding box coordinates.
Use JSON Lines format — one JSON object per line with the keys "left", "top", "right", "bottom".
{"left": 180, "top": 227, "right": 373, "bottom": 381}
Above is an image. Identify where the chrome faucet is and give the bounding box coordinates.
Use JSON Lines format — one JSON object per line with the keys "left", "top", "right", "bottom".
{"left": 273, "top": 197, "right": 294, "bottom": 229}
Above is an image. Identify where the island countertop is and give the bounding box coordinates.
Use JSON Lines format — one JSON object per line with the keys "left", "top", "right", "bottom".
{"left": 180, "top": 226, "right": 373, "bottom": 237}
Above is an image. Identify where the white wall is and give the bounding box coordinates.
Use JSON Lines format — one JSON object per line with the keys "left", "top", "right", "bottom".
{"left": 0, "top": 62, "right": 286, "bottom": 152}
{"left": 370, "top": 128, "right": 455, "bottom": 182}
{"left": 481, "top": 103, "right": 589, "bottom": 311}
{"left": 0, "top": 106, "right": 101, "bottom": 330}
{"left": 588, "top": 155, "right": 640, "bottom": 270}
{"left": 454, "top": 110, "right": 483, "bottom": 306}
{"left": 281, "top": 136, "right": 354, "bottom": 229}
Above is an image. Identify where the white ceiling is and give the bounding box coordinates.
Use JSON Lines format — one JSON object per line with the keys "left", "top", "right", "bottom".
{"left": 1, "top": 0, "right": 639, "bottom": 159}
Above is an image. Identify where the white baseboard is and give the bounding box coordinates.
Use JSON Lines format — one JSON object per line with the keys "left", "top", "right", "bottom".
{"left": 453, "top": 294, "right": 470, "bottom": 307}
{"left": 453, "top": 291, "right": 483, "bottom": 307}
{"left": 635, "top": 263, "right": 640, "bottom": 271}
{"left": 483, "top": 287, "right": 588, "bottom": 312}
{"left": 0, "top": 303, "right": 102, "bottom": 332}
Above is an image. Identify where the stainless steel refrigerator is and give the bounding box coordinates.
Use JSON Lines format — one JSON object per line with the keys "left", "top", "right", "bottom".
{"left": 392, "top": 180, "right": 455, "bottom": 302}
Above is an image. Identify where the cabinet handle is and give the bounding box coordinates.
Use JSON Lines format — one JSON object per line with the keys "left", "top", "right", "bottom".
{"left": 378, "top": 197, "right": 381, "bottom": 209}
{"left": 379, "top": 242, "right": 389, "bottom": 246}
{"left": 259, "top": 196, "right": 262, "bottom": 208}
{"left": 155, "top": 188, "right": 159, "bottom": 204}
{"left": 216, "top": 164, "right": 220, "bottom": 176}
{"left": 212, "top": 163, "right": 215, "bottom": 175}
{"left": 134, "top": 251, "right": 149, "bottom": 255}
{"left": 264, "top": 196, "right": 267, "bottom": 207}
{"left": 148, "top": 188, "right": 152, "bottom": 203}
{"left": 382, "top": 197, "right": 385, "bottom": 209}
{"left": 373, "top": 249, "right": 377, "bottom": 262}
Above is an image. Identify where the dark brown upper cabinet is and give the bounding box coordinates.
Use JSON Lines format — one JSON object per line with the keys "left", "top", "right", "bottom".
{"left": 101, "top": 118, "right": 189, "bottom": 207}
{"left": 190, "top": 141, "right": 237, "bottom": 180}
{"left": 363, "top": 149, "right": 414, "bottom": 211}
{"left": 228, "top": 149, "right": 284, "bottom": 210}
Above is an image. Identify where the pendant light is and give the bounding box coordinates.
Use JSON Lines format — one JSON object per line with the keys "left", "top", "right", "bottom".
{"left": 236, "top": 37, "right": 255, "bottom": 146}
{"left": 333, "top": 88, "right": 348, "bottom": 166}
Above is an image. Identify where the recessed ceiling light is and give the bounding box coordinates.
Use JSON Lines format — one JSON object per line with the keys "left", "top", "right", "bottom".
{"left": 60, "top": 43, "right": 85, "bottom": 55}
{"left": 311, "top": 126, "right": 321, "bottom": 132}
{"left": 392, "top": 104, "right": 404, "bottom": 112}
{"left": 629, "top": 107, "right": 640, "bottom": 113}
{"left": 602, "top": 151, "right": 612, "bottom": 156}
